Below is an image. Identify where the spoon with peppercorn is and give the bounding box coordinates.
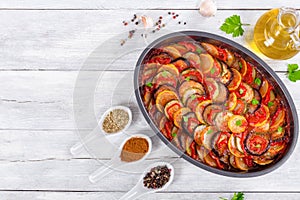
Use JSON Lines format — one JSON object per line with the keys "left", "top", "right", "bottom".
{"left": 119, "top": 162, "right": 174, "bottom": 200}
{"left": 89, "top": 134, "right": 152, "bottom": 183}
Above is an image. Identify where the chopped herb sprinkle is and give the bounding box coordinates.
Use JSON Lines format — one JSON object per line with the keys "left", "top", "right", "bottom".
{"left": 251, "top": 99, "right": 259, "bottom": 105}
{"left": 254, "top": 77, "right": 261, "bottom": 85}
{"left": 235, "top": 119, "right": 242, "bottom": 126}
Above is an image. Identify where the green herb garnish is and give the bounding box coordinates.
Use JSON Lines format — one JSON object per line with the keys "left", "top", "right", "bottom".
{"left": 183, "top": 116, "right": 189, "bottom": 122}
{"left": 185, "top": 76, "right": 191, "bottom": 81}
{"left": 238, "top": 61, "right": 243, "bottom": 69}
{"left": 254, "top": 77, "right": 261, "bottom": 85}
{"left": 146, "top": 82, "right": 152, "bottom": 87}
{"left": 268, "top": 101, "right": 274, "bottom": 107}
{"left": 278, "top": 126, "right": 283, "bottom": 133}
{"left": 220, "top": 192, "right": 244, "bottom": 200}
{"left": 235, "top": 120, "right": 242, "bottom": 126}
{"left": 207, "top": 129, "right": 213, "bottom": 134}
{"left": 220, "top": 15, "right": 250, "bottom": 37}
{"left": 210, "top": 67, "right": 216, "bottom": 74}
{"left": 196, "top": 48, "right": 202, "bottom": 54}
{"left": 191, "top": 94, "right": 196, "bottom": 100}
{"left": 172, "top": 132, "right": 177, "bottom": 138}
{"left": 162, "top": 70, "right": 168, "bottom": 77}
{"left": 239, "top": 88, "right": 244, "bottom": 94}
{"left": 288, "top": 64, "right": 300, "bottom": 82}
{"left": 255, "top": 144, "right": 261, "bottom": 148}
{"left": 251, "top": 99, "right": 259, "bottom": 105}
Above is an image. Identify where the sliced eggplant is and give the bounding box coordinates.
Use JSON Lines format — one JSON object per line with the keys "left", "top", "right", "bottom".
{"left": 214, "top": 111, "right": 233, "bottom": 132}
{"left": 169, "top": 43, "right": 188, "bottom": 55}
{"left": 196, "top": 145, "right": 208, "bottom": 162}
{"left": 185, "top": 94, "right": 204, "bottom": 112}
{"left": 194, "top": 124, "right": 208, "bottom": 145}
{"left": 248, "top": 89, "right": 262, "bottom": 114}
{"left": 179, "top": 80, "right": 205, "bottom": 98}
{"left": 200, "top": 126, "right": 218, "bottom": 150}
{"left": 195, "top": 100, "right": 212, "bottom": 124}
{"left": 152, "top": 71, "right": 178, "bottom": 88}
{"left": 171, "top": 57, "right": 190, "bottom": 72}
{"left": 205, "top": 78, "right": 220, "bottom": 101}
{"left": 259, "top": 78, "right": 269, "bottom": 98}
{"left": 183, "top": 52, "right": 201, "bottom": 68}
{"left": 271, "top": 127, "right": 285, "bottom": 141}
{"left": 244, "top": 132, "right": 270, "bottom": 156}
{"left": 181, "top": 112, "right": 199, "bottom": 136}
{"left": 181, "top": 87, "right": 205, "bottom": 105}
{"left": 162, "top": 45, "right": 181, "bottom": 59}
{"left": 213, "top": 82, "right": 228, "bottom": 104}
{"left": 206, "top": 59, "right": 223, "bottom": 78}
{"left": 228, "top": 134, "right": 245, "bottom": 157}
{"left": 181, "top": 68, "right": 203, "bottom": 83}
{"left": 220, "top": 62, "right": 233, "bottom": 86}
{"left": 199, "top": 53, "right": 214, "bottom": 73}
{"left": 164, "top": 100, "right": 182, "bottom": 120}
{"left": 173, "top": 107, "right": 191, "bottom": 128}
{"left": 202, "top": 104, "right": 224, "bottom": 125}
{"left": 239, "top": 82, "right": 254, "bottom": 103}
{"left": 157, "top": 64, "right": 180, "bottom": 77}
{"left": 252, "top": 72, "right": 263, "bottom": 90}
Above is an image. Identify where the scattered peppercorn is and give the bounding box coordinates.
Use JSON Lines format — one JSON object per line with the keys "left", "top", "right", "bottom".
{"left": 176, "top": 14, "right": 179, "bottom": 17}
{"left": 168, "top": 12, "right": 171, "bottom": 15}
{"left": 159, "top": 16, "right": 163, "bottom": 19}
{"left": 184, "top": 22, "right": 187, "bottom": 25}
{"left": 143, "top": 165, "right": 171, "bottom": 189}
{"left": 178, "top": 21, "right": 181, "bottom": 24}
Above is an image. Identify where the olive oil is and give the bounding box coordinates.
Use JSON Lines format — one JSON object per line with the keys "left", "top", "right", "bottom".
{"left": 254, "top": 8, "right": 300, "bottom": 60}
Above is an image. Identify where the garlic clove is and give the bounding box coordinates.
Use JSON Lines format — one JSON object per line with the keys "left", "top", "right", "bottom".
{"left": 199, "top": 0, "right": 217, "bottom": 17}
{"left": 141, "top": 15, "right": 154, "bottom": 28}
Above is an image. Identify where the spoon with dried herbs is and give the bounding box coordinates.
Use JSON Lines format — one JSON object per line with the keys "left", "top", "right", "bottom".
{"left": 70, "top": 106, "right": 132, "bottom": 155}
{"left": 119, "top": 162, "right": 174, "bottom": 200}
{"left": 89, "top": 134, "right": 152, "bottom": 183}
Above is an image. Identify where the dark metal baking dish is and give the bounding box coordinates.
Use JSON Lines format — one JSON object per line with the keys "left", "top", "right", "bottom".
{"left": 134, "top": 31, "right": 298, "bottom": 177}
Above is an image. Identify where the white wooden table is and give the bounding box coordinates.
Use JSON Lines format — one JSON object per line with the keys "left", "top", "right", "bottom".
{"left": 1, "top": 1, "right": 300, "bottom": 199}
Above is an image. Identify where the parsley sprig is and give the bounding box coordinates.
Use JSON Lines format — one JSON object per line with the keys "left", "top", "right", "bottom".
{"left": 220, "top": 192, "right": 244, "bottom": 200}
{"left": 287, "top": 64, "right": 300, "bottom": 82}
{"left": 220, "top": 15, "right": 250, "bottom": 37}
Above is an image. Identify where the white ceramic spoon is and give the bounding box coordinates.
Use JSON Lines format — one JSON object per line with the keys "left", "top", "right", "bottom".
{"left": 70, "top": 106, "right": 132, "bottom": 155}
{"left": 119, "top": 162, "right": 174, "bottom": 200}
{"left": 89, "top": 134, "right": 152, "bottom": 183}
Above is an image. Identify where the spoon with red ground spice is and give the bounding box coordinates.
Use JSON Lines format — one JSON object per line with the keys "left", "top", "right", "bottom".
{"left": 89, "top": 134, "right": 152, "bottom": 183}
{"left": 119, "top": 162, "right": 174, "bottom": 200}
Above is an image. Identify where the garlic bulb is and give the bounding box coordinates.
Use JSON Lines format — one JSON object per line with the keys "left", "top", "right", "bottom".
{"left": 199, "top": 0, "right": 217, "bottom": 17}
{"left": 141, "top": 15, "right": 154, "bottom": 29}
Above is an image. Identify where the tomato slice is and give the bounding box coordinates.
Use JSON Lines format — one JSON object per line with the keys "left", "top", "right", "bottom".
{"left": 216, "top": 47, "right": 228, "bottom": 62}
{"left": 245, "top": 132, "right": 270, "bottom": 156}
{"left": 248, "top": 104, "right": 270, "bottom": 127}
{"left": 232, "top": 99, "right": 247, "bottom": 115}
{"left": 178, "top": 41, "right": 197, "bottom": 52}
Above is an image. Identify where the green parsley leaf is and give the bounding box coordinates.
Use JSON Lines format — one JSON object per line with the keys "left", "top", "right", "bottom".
{"left": 268, "top": 101, "right": 274, "bottom": 107}
{"left": 191, "top": 94, "right": 196, "bottom": 100}
{"left": 239, "top": 88, "right": 244, "bottom": 94}
{"left": 238, "top": 61, "right": 243, "bottom": 69}
{"left": 255, "top": 144, "right": 261, "bottom": 148}
{"left": 231, "top": 192, "right": 244, "bottom": 200}
{"left": 183, "top": 116, "right": 189, "bottom": 122}
{"left": 207, "top": 129, "right": 213, "bottom": 134}
{"left": 196, "top": 48, "right": 202, "bottom": 54}
{"left": 172, "top": 132, "right": 177, "bottom": 138}
{"left": 146, "top": 82, "right": 152, "bottom": 87}
{"left": 185, "top": 76, "right": 191, "bottom": 81}
{"left": 210, "top": 67, "right": 216, "bottom": 74}
{"left": 220, "top": 15, "right": 250, "bottom": 37}
{"left": 162, "top": 70, "right": 168, "bottom": 77}
{"left": 287, "top": 64, "right": 300, "bottom": 82}
{"left": 254, "top": 77, "right": 261, "bottom": 85}
{"left": 235, "top": 120, "right": 242, "bottom": 126}
{"left": 251, "top": 99, "right": 259, "bottom": 105}
{"left": 278, "top": 126, "right": 283, "bottom": 133}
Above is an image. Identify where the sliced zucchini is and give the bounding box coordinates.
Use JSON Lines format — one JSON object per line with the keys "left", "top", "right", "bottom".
{"left": 173, "top": 107, "right": 191, "bottom": 128}
{"left": 213, "top": 82, "right": 228, "bottom": 104}
{"left": 199, "top": 53, "right": 214, "bottom": 73}
{"left": 220, "top": 62, "right": 233, "bottom": 86}
{"left": 164, "top": 100, "right": 182, "bottom": 120}
{"left": 157, "top": 64, "right": 180, "bottom": 77}
{"left": 179, "top": 80, "right": 205, "bottom": 98}
{"left": 195, "top": 100, "right": 212, "bottom": 124}
{"left": 155, "top": 90, "right": 179, "bottom": 112}
{"left": 214, "top": 111, "right": 233, "bottom": 132}
{"left": 248, "top": 89, "right": 262, "bottom": 114}
{"left": 202, "top": 104, "right": 224, "bottom": 125}
{"left": 227, "top": 115, "right": 248, "bottom": 133}
{"left": 227, "top": 68, "right": 242, "bottom": 91}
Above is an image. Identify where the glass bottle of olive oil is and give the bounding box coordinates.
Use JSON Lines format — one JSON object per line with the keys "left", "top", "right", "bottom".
{"left": 254, "top": 7, "right": 300, "bottom": 60}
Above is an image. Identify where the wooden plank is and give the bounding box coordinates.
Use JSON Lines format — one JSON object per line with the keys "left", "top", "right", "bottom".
{"left": 0, "top": 191, "right": 299, "bottom": 200}
{"left": 0, "top": 10, "right": 298, "bottom": 71}
{"left": 0, "top": 130, "right": 177, "bottom": 160}
{"left": 0, "top": 71, "right": 299, "bottom": 130}
{"left": 0, "top": 0, "right": 299, "bottom": 9}
{"left": 1, "top": 157, "right": 300, "bottom": 192}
